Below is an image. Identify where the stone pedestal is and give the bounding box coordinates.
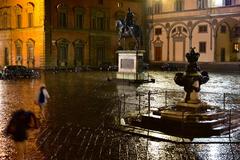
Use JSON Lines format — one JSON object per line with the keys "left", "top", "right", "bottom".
{"left": 116, "top": 50, "right": 146, "bottom": 80}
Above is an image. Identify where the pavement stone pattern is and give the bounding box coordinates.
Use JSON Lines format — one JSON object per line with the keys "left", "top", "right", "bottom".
{"left": 35, "top": 123, "right": 240, "bottom": 160}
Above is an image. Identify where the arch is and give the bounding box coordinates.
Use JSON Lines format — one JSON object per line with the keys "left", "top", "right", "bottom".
{"left": 27, "top": 2, "right": 34, "bottom": 12}
{"left": 169, "top": 22, "right": 189, "bottom": 34}
{"left": 56, "top": 38, "right": 70, "bottom": 46}
{"left": 27, "top": 38, "right": 35, "bottom": 46}
{"left": 169, "top": 23, "right": 189, "bottom": 62}
{"left": 91, "top": 9, "right": 106, "bottom": 30}
{"left": 15, "top": 39, "right": 23, "bottom": 46}
{"left": 27, "top": 39, "right": 35, "bottom": 67}
{"left": 73, "top": 39, "right": 85, "bottom": 66}
{"left": 15, "top": 4, "right": 22, "bottom": 14}
{"left": 74, "top": 7, "right": 85, "bottom": 29}
{"left": 152, "top": 23, "right": 168, "bottom": 34}
{"left": 3, "top": 11, "right": 8, "bottom": 28}
{"left": 57, "top": 4, "right": 68, "bottom": 28}
{"left": 74, "top": 6, "right": 85, "bottom": 14}
{"left": 192, "top": 20, "right": 213, "bottom": 33}
{"left": 57, "top": 3, "right": 68, "bottom": 11}
{"left": 15, "top": 39, "right": 23, "bottom": 65}
{"left": 56, "top": 38, "right": 69, "bottom": 67}
{"left": 215, "top": 17, "right": 238, "bottom": 35}
{"left": 73, "top": 39, "right": 85, "bottom": 46}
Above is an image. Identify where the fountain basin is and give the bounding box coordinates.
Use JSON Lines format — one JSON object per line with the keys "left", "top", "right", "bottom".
{"left": 130, "top": 106, "right": 240, "bottom": 137}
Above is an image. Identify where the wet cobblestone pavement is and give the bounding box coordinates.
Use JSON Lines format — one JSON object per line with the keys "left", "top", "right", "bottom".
{"left": 0, "top": 71, "right": 239, "bottom": 160}
{"left": 36, "top": 123, "right": 240, "bottom": 160}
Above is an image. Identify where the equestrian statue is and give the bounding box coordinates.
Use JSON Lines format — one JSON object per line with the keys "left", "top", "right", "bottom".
{"left": 116, "top": 8, "right": 143, "bottom": 50}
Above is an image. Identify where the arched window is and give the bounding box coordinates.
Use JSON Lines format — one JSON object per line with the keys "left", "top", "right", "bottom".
{"left": 15, "top": 4, "right": 22, "bottom": 28}
{"left": 27, "top": 2, "right": 34, "bottom": 27}
{"left": 92, "top": 10, "right": 105, "bottom": 30}
{"left": 27, "top": 39, "right": 35, "bottom": 67}
{"left": 74, "top": 7, "right": 85, "bottom": 29}
{"left": 15, "top": 39, "right": 23, "bottom": 65}
{"left": 57, "top": 4, "right": 68, "bottom": 28}
{"left": 3, "top": 11, "right": 8, "bottom": 29}
{"left": 73, "top": 40, "right": 85, "bottom": 66}
{"left": 56, "top": 39, "right": 69, "bottom": 67}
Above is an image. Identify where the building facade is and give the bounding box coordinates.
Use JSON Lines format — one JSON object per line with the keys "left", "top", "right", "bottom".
{"left": 146, "top": 0, "right": 240, "bottom": 63}
{"left": 0, "top": 0, "right": 45, "bottom": 68}
{"left": 45, "top": 0, "right": 144, "bottom": 69}
{"left": 0, "top": 0, "right": 144, "bottom": 69}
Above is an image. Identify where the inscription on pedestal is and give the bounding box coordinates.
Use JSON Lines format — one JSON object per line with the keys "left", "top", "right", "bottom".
{"left": 121, "top": 59, "right": 134, "bottom": 69}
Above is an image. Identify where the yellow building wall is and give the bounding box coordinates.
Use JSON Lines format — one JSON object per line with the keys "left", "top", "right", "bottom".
{"left": 216, "top": 24, "right": 231, "bottom": 62}
{"left": 149, "top": 0, "right": 240, "bottom": 63}
{"left": 192, "top": 22, "right": 214, "bottom": 62}
{"left": 0, "top": 0, "right": 45, "bottom": 68}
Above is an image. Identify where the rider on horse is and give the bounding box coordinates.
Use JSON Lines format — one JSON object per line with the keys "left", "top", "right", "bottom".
{"left": 125, "top": 8, "right": 134, "bottom": 29}
{"left": 116, "top": 8, "right": 142, "bottom": 50}
{"left": 121, "top": 8, "right": 134, "bottom": 35}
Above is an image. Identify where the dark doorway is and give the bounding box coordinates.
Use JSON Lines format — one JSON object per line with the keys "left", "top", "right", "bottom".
{"left": 4, "top": 48, "right": 9, "bottom": 65}
{"left": 155, "top": 46, "right": 162, "bottom": 61}
{"left": 221, "top": 48, "right": 225, "bottom": 62}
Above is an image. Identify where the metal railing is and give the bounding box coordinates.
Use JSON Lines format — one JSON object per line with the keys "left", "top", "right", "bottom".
{"left": 117, "top": 90, "right": 240, "bottom": 140}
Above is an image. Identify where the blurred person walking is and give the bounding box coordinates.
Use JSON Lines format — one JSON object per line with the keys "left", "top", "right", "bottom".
{"left": 35, "top": 84, "right": 50, "bottom": 120}
{"left": 5, "top": 109, "right": 39, "bottom": 160}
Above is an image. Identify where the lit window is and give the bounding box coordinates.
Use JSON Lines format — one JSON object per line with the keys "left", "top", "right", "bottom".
{"left": 199, "top": 42, "right": 206, "bottom": 53}
{"left": 234, "top": 43, "right": 239, "bottom": 52}
{"left": 117, "top": 2, "right": 123, "bottom": 8}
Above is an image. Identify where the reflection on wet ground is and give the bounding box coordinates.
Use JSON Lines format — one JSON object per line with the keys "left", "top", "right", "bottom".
{"left": 0, "top": 71, "right": 239, "bottom": 159}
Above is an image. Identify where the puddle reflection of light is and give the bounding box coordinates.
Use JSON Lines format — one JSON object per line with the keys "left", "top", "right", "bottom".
{"left": 147, "top": 141, "right": 160, "bottom": 159}
{"left": 208, "top": 145, "right": 220, "bottom": 160}
{"left": 0, "top": 81, "right": 3, "bottom": 117}
{"left": 0, "top": 81, "right": 9, "bottom": 159}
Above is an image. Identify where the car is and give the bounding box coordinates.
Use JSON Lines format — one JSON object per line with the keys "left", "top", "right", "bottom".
{"left": 99, "top": 63, "right": 118, "bottom": 71}
{"left": 2, "top": 65, "right": 40, "bottom": 79}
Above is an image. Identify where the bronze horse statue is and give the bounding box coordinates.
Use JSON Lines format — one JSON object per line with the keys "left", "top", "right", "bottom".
{"left": 115, "top": 17, "right": 143, "bottom": 50}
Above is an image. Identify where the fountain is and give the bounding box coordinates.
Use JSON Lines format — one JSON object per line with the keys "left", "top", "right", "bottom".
{"left": 129, "top": 48, "right": 240, "bottom": 137}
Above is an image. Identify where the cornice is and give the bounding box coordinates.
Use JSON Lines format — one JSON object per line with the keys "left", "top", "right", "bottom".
{"left": 150, "top": 12, "right": 240, "bottom": 24}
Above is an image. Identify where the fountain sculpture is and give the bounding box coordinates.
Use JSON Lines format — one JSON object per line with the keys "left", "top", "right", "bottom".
{"left": 130, "top": 48, "right": 240, "bottom": 137}
{"left": 174, "top": 48, "right": 209, "bottom": 108}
